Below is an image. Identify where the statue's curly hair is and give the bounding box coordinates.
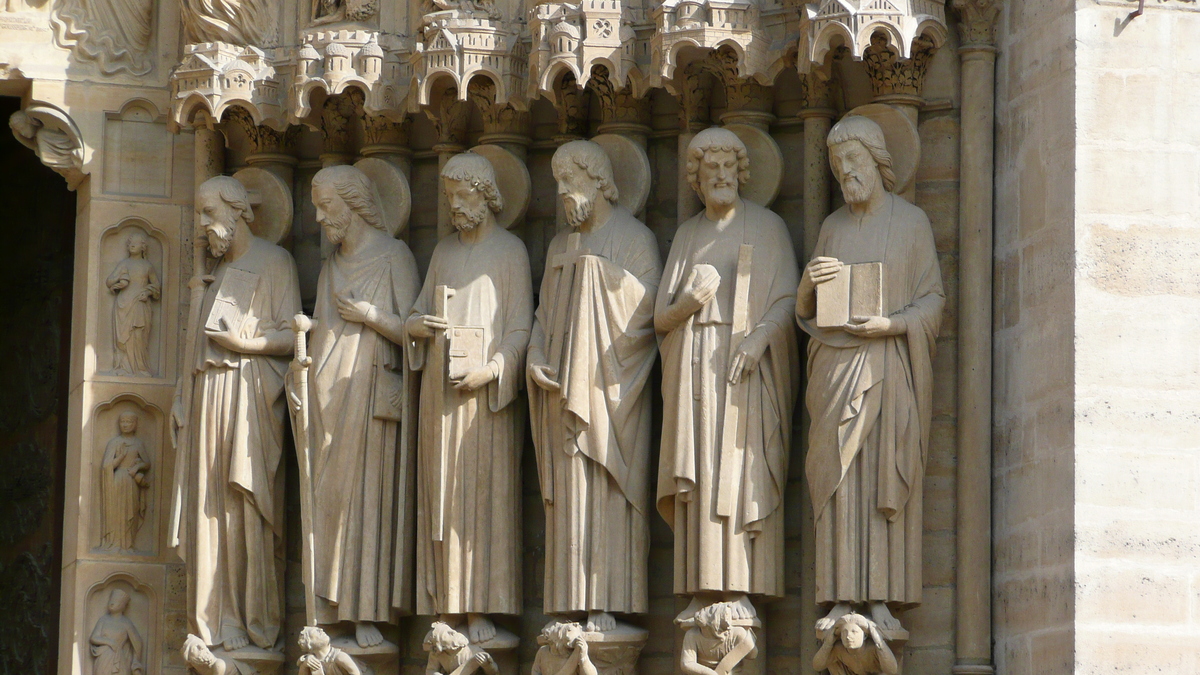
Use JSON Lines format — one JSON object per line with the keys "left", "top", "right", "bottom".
{"left": 313, "top": 164, "right": 387, "bottom": 231}
{"left": 201, "top": 175, "right": 255, "bottom": 224}
{"left": 686, "top": 127, "right": 750, "bottom": 197}
{"left": 424, "top": 621, "right": 470, "bottom": 653}
{"left": 552, "top": 140, "right": 619, "bottom": 203}
{"left": 442, "top": 152, "right": 504, "bottom": 214}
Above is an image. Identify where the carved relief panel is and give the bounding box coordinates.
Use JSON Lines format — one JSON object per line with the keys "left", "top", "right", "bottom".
{"left": 89, "top": 395, "right": 163, "bottom": 556}
{"left": 97, "top": 220, "right": 166, "bottom": 379}
{"left": 81, "top": 571, "right": 160, "bottom": 675}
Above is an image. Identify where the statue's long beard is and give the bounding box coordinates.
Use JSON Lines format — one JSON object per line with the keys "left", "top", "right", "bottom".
{"left": 451, "top": 203, "right": 488, "bottom": 232}
{"left": 840, "top": 172, "right": 878, "bottom": 205}
{"left": 704, "top": 184, "right": 738, "bottom": 207}
{"left": 563, "top": 192, "right": 594, "bottom": 229}
{"left": 206, "top": 222, "right": 235, "bottom": 257}
{"left": 323, "top": 210, "right": 353, "bottom": 245}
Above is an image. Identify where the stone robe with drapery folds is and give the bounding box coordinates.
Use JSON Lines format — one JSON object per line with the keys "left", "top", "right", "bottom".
{"left": 90, "top": 612, "right": 144, "bottom": 675}
{"left": 797, "top": 193, "right": 944, "bottom": 608}
{"left": 106, "top": 256, "right": 159, "bottom": 376}
{"left": 528, "top": 206, "right": 661, "bottom": 615}
{"left": 656, "top": 200, "right": 800, "bottom": 598}
{"left": 308, "top": 236, "right": 421, "bottom": 623}
{"left": 100, "top": 433, "right": 150, "bottom": 550}
{"left": 408, "top": 226, "right": 533, "bottom": 616}
{"left": 182, "top": 237, "right": 300, "bottom": 650}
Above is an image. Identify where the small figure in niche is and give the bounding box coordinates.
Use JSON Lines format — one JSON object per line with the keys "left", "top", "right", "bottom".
{"left": 812, "top": 613, "right": 897, "bottom": 675}
{"left": 90, "top": 589, "right": 145, "bottom": 675}
{"left": 99, "top": 412, "right": 151, "bottom": 551}
{"left": 423, "top": 622, "right": 498, "bottom": 675}
{"left": 106, "top": 231, "right": 160, "bottom": 376}
{"left": 297, "top": 626, "right": 361, "bottom": 675}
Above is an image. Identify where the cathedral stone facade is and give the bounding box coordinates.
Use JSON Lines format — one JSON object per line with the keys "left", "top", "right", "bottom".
{"left": 0, "top": 1, "right": 1196, "bottom": 675}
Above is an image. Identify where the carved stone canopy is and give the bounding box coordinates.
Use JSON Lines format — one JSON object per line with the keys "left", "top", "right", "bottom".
{"left": 798, "top": 0, "right": 948, "bottom": 73}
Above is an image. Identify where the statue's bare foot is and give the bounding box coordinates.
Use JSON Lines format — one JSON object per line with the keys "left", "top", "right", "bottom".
{"left": 586, "top": 611, "right": 616, "bottom": 633}
{"left": 222, "top": 630, "right": 250, "bottom": 652}
{"left": 467, "top": 614, "right": 496, "bottom": 643}
{"left": 869, "top": 602, "right": 902, "bottom": 632}
{"left": 728, "top": 595, "right": 757, "bottom": 621}
{"left": 815, "top": 603, "right": 851, "bottom": 634}
{"left": 356, "top": 622, "right": 384, "bottom": 648}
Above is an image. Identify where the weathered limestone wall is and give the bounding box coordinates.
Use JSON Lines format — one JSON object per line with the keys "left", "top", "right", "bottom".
{"left": 992, "top": 0, "right": 1077, "bottom": 673}
{"left": 1073, "top": 1, "right": 1200, "bottom": 671}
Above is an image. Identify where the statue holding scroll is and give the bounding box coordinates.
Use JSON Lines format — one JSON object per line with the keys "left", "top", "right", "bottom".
{"left": 656, "top": 127, "right": 800, "bottom": 621}
{"left": 528, "top": 140, "right": 661, "bottom": 632}
{"left": 406, "top": 152, "right": 533, "bottom": 643}
{"left": 171, "top": 176, "right": 300, "bottom": 657}
{"left": 301, "top": 165, "right": 421, "bottom": 645}
{"left": 795, "top": 116, "right": 944, "bottom": 632}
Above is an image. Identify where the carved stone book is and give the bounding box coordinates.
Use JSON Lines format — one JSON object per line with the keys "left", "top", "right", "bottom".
{"left": 816, "top": 262, "right": 883, "bottom": 328}
{"left": 205, "top": 267, "right": 259, "bottom": 333}
{"left": 448, "top": 326, "right": 486, "bottom": 380}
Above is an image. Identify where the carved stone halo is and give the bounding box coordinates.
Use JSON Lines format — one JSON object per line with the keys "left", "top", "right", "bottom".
{"left": 232, "top": 167, "right": 294, "bottom": 244}
{"left": 354, "top": 157, "right": 413, "bottom": 237}
{"left": 722, "top": 123, "right": 783, "bottom": 208}
{"left": 591, "top": 133, "right": 652, "bottom": 215}
{"left": 839, "top": 103, "right": 921, "bottom": 194}
{"left": 469, "top": 144, "right": 532, "bottom": 229}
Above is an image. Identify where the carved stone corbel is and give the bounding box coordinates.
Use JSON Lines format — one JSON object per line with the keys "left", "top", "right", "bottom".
{"left": 321, "top": 89, "right": 363, "bottom": 166}
{"left": 468, "top": 77, "right": 531, "bottom": 152}
{"left": 588, "top": 65, "right": 650, "bottom": 143}
{"left": 551, "top": 72, "right": 591, "bottom": 145}
{"left": 225, "top": 106, "right": 298, "bottom": 184}
{"left": 8, "top": 104, "right": 86, "bottom": 190}
{"left": 862, "top": 32, "right": 939, "bottom": 104}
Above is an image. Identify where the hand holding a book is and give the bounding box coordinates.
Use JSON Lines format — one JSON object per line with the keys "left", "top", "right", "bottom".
{"left": 454, "top": 363, "right": 498, "bottom": 392}
{"left": 405, "top": 313, "right": 449, "bottom": 339}
{"left": 796, "top": 257, "right": 842, "bottom": 320}
{"left": 843, "top": 314, "right": 906, "bottom": 338}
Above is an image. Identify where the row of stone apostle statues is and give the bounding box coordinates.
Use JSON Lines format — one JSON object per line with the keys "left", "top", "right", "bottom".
{"left": 168, "top": 116, "right": 941, "bottom": 675}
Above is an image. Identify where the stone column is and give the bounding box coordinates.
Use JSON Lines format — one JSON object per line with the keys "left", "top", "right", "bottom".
{"left": 799, "top": 71, "right": 835, "bottom": 262}
{"left": 320, "top": 91, "right": 360, "bottom": 168}
{"left": 469, "top": 78, "right": 532, "bottom": 162}
{"left": 427, "top": 87, "right": 471, "bottom": 239}
{"left": 677, "top": 65, "right": 712, "bottom": 224}
{"left": 952, "top": 2, "right": 999, "bottom": 674}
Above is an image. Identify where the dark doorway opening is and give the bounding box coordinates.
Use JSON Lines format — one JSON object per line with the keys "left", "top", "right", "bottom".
{"left": 0, "top": 95, "right": 77, "bottom": 675}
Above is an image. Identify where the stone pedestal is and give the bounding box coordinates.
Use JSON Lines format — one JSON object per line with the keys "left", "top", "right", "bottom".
{"left": 579, "top": 623, "right": 648, "bottom": 675}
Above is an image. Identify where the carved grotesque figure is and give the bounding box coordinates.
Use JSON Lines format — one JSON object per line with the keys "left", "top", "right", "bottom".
{"left": 532, "top": 622, "right": 597, "bottom": 675}
{"left": 528, "top": 139, "right": 661, "bottom": 633}
{"left": 297, "top": 626, "right": 362, "bottom": 675}
{"left": 300, "top": 165, "right": 420, "bottom": 647}
{"left": 796, "top": 116, "right": 944, "bottom": 633}
{"left": 406, "top": 152, "right": 532, "bottom": 644}
{"left": 106, "top": 231, "right": 160, "bottom": 376}
{"left": 679, "top": 601, "right": 757, "bottom": 675}
{"left": 812, "top": 613, "right": 897, "bottom": 675}
{"left": 99, "top": 412, "right": 151, "bottom": 551}
{"left": 171, "top": 175, "right": 300, "bottom": 656}
{"left": 423, "top": 622, "right": 498, "bottom": 675}
{"left": 656, "top": 127, "right": 800, "bottom": 620}
{"left": 90, "top": 589, "right": 145, "bottom": 675}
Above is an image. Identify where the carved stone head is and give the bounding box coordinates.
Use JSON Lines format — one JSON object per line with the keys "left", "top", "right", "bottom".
{"left": 118, "top": 412, "right": 138, "bottom": 435}
{"left": 693, "top": 601, "right": 736, "bottom": 639}
{"left": 107, "top": 588, "right": 131, "bottom": 614}
{"left": 196, "top": 176, "right": 255, "bottom": 258}
{"left": 298, "top": 626, "right": 332, "bottom": 653}
{"left": 424, "top": 621, "right": 470, "bottom": 654}
{"left": 826, "top": 116, "right": 896, "bottom": 205}
{"left": 312, "top": 165, "right": 387, "bottom": 245}
{"left": 540, "top": 621, "right": 584, "bottom": 655}
{"left": 552, "top": 140, "right": 618, "bottom": 229}
{"left": 686, "top": 127, "right": 749, "bottom": 208}
{"left": 832, "top": 612, "right": 872, "bottom": 650}
{"left": 441, "top": 152, "right": 504, "bottom": 232}
{"left": 126, "top": 231, "right": 149, "bottom": 258}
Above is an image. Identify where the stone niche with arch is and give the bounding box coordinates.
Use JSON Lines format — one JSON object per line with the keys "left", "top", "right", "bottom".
{"left": 88, "top": 393, "right": 165, "bottom": 557}
{"left": 80, "top": 570, "right": 161, "bottom": 675}
{"left": 96, "top": 218, "right": 168, "bottom": 379}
